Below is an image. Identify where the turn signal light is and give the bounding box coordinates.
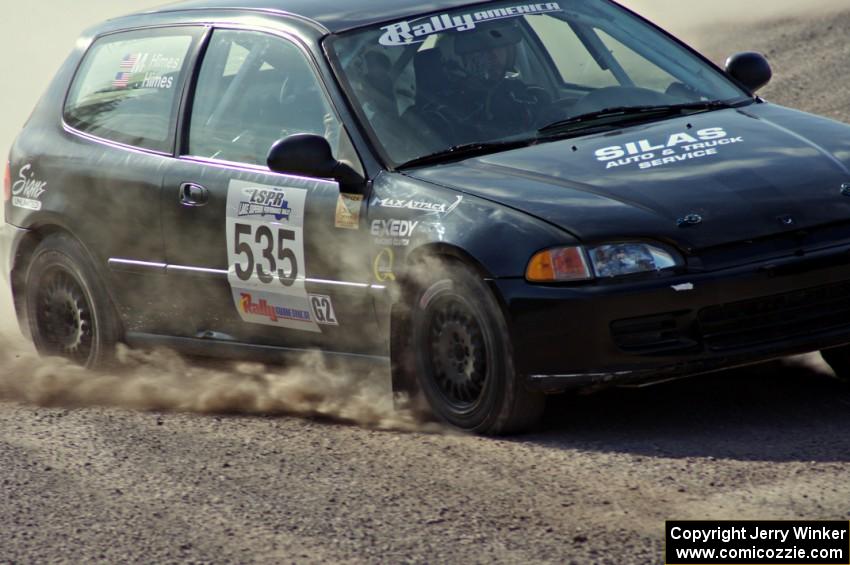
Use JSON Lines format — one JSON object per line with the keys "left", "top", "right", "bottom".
{"left": 3, "top": 162, "right": 10, "bottom": 202}
{"left": 526, "top": 247, "right": 592, "bottom": 282}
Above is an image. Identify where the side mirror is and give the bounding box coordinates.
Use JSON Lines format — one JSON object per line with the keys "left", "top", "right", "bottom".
{"left": 267, "top": 134, "right": 365, "bottom": 187}
{"left": 725, "top": 52, "right": 772, "bottom": 93}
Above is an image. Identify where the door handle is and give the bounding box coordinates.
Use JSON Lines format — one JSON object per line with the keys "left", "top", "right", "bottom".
{"left": 180, "top": 182, "right": 209, "bottom": 207}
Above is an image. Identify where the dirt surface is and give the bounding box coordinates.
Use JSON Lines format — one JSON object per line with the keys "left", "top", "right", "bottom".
{"left": 3, "top": 5, "right": 850, "bottom": 565}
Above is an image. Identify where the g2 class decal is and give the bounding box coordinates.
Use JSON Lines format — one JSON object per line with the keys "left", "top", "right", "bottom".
{"left": 309, "top": 294, "right": 339, "bottom": 326}
{"left": 594, "top": 127, "right": 744, "bottom": 170}
{"left": 11, "top": 164, "right": 48, "bottom": 211}
{"left": 226, "top": 179, "right": 319, "bottom": 332}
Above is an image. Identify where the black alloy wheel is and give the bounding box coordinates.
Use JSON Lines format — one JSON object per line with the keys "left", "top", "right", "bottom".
{"left": 25, "top": 233, "right": 121, "bottom": 368}
{"left": 410, "top": 261, "right": 544, "bottom": 434}
{"left": 34, "top": 266, "right": 94, "bottom": 363}
{"left": 425, "top": 293, "right": 488, "bottom": 411}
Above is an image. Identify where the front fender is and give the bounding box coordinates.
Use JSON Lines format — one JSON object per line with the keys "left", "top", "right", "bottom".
{"left": 367, "top": 171, "right": 575, "bottom": 280}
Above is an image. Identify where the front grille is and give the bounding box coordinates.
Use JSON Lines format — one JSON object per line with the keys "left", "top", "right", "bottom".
{"left": 698, "top": 280, "right": 850, "bottom": 351}
{"left": 611, "top": 311, "right": 700, "bottom": 355}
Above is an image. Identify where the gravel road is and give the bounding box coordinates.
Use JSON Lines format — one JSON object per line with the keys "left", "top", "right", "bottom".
{"left": 3, "top": 8, "right": 850, "bottom": 565}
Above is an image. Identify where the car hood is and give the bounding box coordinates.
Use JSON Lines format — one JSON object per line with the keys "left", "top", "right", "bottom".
{"left": 406, "top": 104, "right": 850, "bottom": 252}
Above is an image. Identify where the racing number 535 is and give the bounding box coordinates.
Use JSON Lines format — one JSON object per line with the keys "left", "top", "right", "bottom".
{"left": 232, "top": 223, "right": 298, "bottom": 286}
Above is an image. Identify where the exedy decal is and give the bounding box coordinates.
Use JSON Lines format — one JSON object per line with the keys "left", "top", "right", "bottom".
{"left": 594, "top": 127, "right": 744, "bottom": 170}
{"left": 379, "top": 3, "right": 562, "bottom": 47}
{"left": 11, "top": 164, "right": 48, "bottom": 211}
{"left": 371, "top": 219, "right": 419, "bottom": 247}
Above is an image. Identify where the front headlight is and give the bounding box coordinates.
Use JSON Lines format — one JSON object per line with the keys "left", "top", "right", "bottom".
{"left": 526, "top": 242, "right": 681, "bottom": 282}
{"left": 587, "top": 243, "right": 680, "bottom": 278}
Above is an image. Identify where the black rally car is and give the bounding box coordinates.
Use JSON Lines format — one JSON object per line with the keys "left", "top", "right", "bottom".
{"left": 4, "top": 0, "right": 850, "bottom": 434}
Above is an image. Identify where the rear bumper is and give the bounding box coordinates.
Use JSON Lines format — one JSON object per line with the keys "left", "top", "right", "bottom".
{"left": 0, "top": 221, "right": 29, "bottom": 322}
{"left": 494, "top": 242, "right": 850, "bottom": 392}
{"left": 0, "top": 222, "right": 27, "bottom": 283}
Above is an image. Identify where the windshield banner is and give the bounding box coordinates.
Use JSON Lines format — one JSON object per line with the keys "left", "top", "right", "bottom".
{"left": 378, "top": 2, "right": 563, "bottom": 47}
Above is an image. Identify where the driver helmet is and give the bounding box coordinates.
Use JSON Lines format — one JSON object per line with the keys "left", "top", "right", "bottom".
{"left": 453, "top": 22, "right": 522, "bottom": 83}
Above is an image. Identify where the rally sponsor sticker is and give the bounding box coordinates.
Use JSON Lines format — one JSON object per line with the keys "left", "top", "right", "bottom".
{"left": 373, "top": 248, "right": 396, "bottom": 282}
{"left": 371, "top": 218, "right": 420, "bottom": 247}
{"left": 374, "top": 195, "right": 463, "bottom": 215}
{"left": 379, "top": 3, "right": 563, "bottom": 47}
{"left": 335, "top": 193, "right": 363, "bottom": 230}
{"left": 226, "top": 178, "right": 320, "bottom": 332}
{"left": 11, "top": 164, "right": 47, "bottom": 211}
{"left": 594, "top": 127, "right": 744, "bottom": 170}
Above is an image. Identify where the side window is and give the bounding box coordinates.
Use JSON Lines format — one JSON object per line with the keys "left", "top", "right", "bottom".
{"left": 188, "top": 30, "right": 360, "bottom": 170}
{"left": 65, "top": 28, "right": 199, "bottom": 152}
{"left": 526, "top": 15, "right": 618, "bottom": 88}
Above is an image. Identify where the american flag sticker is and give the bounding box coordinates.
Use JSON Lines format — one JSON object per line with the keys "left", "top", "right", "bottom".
{"left": 119, "top": 53, "right": 139, "bottom": 71}
{"left": 112, "top": 72, "right": 131, "bottom": 88}
{"left": 112, "top": 53, "right": 139, "bottom": 88}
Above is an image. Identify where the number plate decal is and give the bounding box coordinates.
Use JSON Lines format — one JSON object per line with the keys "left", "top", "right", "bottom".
{"left": 226, "top": 179, "right": 320, "bottom": 332}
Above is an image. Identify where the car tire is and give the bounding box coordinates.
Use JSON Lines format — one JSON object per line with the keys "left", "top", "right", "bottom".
{"left": 25, "top": 233, "right": 121, "bottom": 368}
{"left": 409, "top": 260, "right": 545, "bottom": 434}
{"left": 820, "top": 346, "right": 850, "bottom": 382}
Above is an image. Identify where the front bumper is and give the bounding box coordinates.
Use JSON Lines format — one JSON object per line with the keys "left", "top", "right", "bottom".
{"left": 495, "top": 243, "right": 850, "bottom": 392}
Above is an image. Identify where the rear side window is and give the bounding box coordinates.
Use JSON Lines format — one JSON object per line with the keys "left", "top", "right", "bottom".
{"left": 65, "top": 28, "right": 201, "bottom": 152}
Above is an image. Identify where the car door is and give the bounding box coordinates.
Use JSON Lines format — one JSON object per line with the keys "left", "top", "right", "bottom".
{"left": 160, "top": 28, "right": 381, "bottom": 354}
{"left": 59, "top": 26, "right": 205, "bottom": 333}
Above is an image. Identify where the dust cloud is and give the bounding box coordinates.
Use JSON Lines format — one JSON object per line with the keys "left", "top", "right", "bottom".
{"left": 0, "top": 341, "right": 437, "bottom": 432}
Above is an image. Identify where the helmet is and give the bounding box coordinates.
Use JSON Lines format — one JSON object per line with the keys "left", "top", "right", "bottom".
{"left": 453, "top": 23, "right": 522, "bottom": 83}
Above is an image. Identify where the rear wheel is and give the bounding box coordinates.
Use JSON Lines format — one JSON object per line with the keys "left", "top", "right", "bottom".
{"left": 25, "top": 234, "right": 121, "bottom": 368}
{"left": 408, "top": 261, "right": 544, "bottom": 434}
{"left": 820, "top": 346, "right": 850, "bottom": 382}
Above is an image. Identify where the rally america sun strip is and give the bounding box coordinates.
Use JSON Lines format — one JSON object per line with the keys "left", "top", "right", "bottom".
{"left": 378, "top": 2, "right": 563, "bottom": 46}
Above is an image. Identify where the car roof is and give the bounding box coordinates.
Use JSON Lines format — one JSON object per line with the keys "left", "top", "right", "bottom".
{"left": 149, "top": 0, "right": 487, "bottom": 33}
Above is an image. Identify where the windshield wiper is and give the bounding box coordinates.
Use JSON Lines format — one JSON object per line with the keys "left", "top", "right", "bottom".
{"left": 396, "top": 100, "right": 745, "bottom": 168}
{"left": 397, "top": 139, "right": 534, "bottom": 169}
{"left": 538, "top": 100, "right": 737, "bottom": 136}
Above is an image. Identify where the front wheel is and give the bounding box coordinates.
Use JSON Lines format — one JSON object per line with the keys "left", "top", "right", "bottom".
{"left": 25, "top": 233, "right": 121, "bottom": 367}
{"left": 409, "top": 262, "right": 544, "bottom": 434}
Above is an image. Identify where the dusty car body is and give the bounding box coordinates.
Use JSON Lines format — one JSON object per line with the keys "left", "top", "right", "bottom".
{"left": 4, "top": 0, "right": 850, "bottom": 434}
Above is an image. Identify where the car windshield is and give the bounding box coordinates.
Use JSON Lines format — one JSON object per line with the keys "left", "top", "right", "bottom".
{"left": 327, "top": 0, "right": 750, "bottom": 167}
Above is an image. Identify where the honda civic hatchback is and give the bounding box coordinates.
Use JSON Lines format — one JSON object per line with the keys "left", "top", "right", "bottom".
{"left": 4, "top": 0, "right": 850, "bottom": 434}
